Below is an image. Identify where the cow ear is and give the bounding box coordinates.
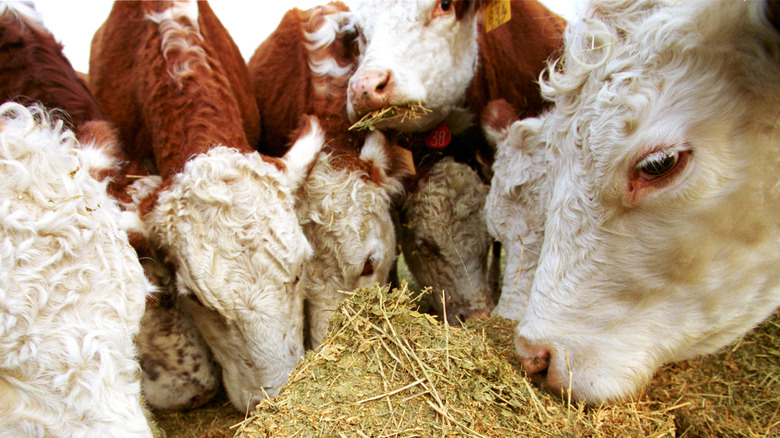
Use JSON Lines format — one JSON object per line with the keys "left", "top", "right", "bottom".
{"left": 359, "top": 130, "right": 409, "bottom": 194}
{"left": 281, "top": 115, "right": 325, "bottom": 191}
{"left": 481, "top": 99, "right": 518, "bottom": 150}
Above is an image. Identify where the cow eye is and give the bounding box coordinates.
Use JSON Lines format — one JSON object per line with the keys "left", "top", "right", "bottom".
{"left": 417, "top": 237, "right": 439, "bottom": 256}
{"left": 636, "top": 149, "right": 681, "bottom": 180}
{"left": 433, "top": 0, "right": 454, "bottom": 17}
{"left": 361, "top": 258, "right": 375, "bottom": 277}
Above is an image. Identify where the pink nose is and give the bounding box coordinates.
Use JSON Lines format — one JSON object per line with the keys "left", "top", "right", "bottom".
{"left": 515, "top": 336, "right": 552, "bottom": 378}
{"left": 349, "top": 70, "right": 392, "bottom": 114}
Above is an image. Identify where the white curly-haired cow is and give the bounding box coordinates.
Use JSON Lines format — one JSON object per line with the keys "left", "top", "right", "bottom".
{"left": 0, "top": 103, "right": 154, "bottom": 437}
{"left": 346, "top": 0, "right": 565, "bottom": 322}
{"left": 486, "top": 0, "right": 780, "bottom": 404}
{"left": 0, "top": 0, "right": 219, "bottom": 412}
{"left": 90, "top": 0, "right": 323, "bottom": 411}
{"left": 249, "top": 3, "right": 410, "bottom": 348}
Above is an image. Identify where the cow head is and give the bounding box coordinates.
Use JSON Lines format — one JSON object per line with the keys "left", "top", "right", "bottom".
{"left": 399, "top": 157, "right": 494, "bottom": 324}
{"left": 147, "top": 120, "right": 324, "bottom": 411}
{"left": 486, "top": 0, "right": 780, "bottom": 404}
{"left": 483, "top": 104, "right": 551, "bottom": 323}
{"left": 347, "top": 0, "right": 482, "bottom": 131}
{"left": 296, "top": 130, "right": 407, "bottom": 348}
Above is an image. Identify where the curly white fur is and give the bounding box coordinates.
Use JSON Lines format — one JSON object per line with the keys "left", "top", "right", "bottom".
{"left": 487, "top": 0, "right": 780, "bottom": 404}
{"left": 0, "top": 103, "right": 153, "bottom": 436}
{"left": 145, "top": 0, "right": 209, "bottom": 86}
{"left": 147, "top": 134, "right": 320, "bottom": 411}
{"left": 296, "top": 130, "right": 403, "bottom": 348}
{"left": 485, "top": 118, "right": 552, "bottom": 322}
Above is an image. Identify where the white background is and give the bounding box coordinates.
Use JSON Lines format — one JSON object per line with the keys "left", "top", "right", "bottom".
{"left": 32, "top": 0, "right": 579, "bottom": 74}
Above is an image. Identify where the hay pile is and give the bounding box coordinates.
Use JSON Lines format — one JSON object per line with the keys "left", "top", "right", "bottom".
{"left": 234, "top": 284, "right": 680, "bottom": 437}
{"left": 647, "top": 311, "right": 779, "bottom": 437}
{"left": 146, "top": 281, "right": 778, "bottom": 437}
{"left": 349, "top": 104, "right": 431, "bottom": 131}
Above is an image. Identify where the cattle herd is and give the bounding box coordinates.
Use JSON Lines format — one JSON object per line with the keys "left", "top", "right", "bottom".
{"left": 1, "top": 0, "right": 779, "bottom": 436}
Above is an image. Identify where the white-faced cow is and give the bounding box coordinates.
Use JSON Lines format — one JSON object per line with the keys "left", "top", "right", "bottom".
{"left": 485, "top": 0, "right": 780, "bottom": 404}
{"left": 248, "top": 3, "right": 411, "bottom": 348}
{"left": 90, "top": 0, "right": 323, "bottom": 411}
{"left": 347, "top": 0, "right": 565, "bottom": 323}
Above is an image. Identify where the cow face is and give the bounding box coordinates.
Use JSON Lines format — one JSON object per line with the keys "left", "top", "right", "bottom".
{"left": 399, "top": 157, "right": 495, "bottom": 324}
{"left": 296, "top": 130, "right": 404, "bottom": 348}
{"left": 347, "top": 0, "right": 481, "bottom": 131}
{"left": 148, "top": 134, "right": 323, "bottom": 411}
{"left": 486, "top": 0, "right": 780, "bottom": 404}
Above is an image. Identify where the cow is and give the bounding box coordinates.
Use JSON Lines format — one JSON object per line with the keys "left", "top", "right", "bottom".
{"left": 89, "top": 0, "right": 323, "bottom": 411}
{"left": 346, "top": 0, "right": 566, "bottom": 323}
{"left": 397, "top": 157, "right": 494, "bottom": 322}
{"left": 0, "top": 102, "right": 154, "bottom": 437}
{"left": 0, "top": 1, "right": 224, "bottom": 411}
{"left": 485, "top": 0, "right": 780, "bottom": 404}
{"left": 248, "top": 2, "right": 411, "bottom": 348}
{"left": 0, "top": 1, "right": 121, "bottom": 179}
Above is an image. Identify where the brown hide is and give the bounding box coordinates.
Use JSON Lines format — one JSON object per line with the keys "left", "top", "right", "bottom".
{"left": 197, "top": 1, "right": 260, "bottom": 148}
{"left": 248, "top": 7, "right": 313, "bottom": 157}
{"left": 89, "top": 0, "right": 260, "bottom": 182}
{"left": 248, "top": 2, "right": 361, "bottom": 158}
{"left": 0, "top": 7, "right": 104, "bottom": 132}
{"left": 467, "top": 0, "right": 566, "bottom": 120}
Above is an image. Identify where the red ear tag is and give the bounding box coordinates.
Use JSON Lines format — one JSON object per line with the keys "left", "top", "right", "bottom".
{"left": 425, "top": 121, "right": 452, "bottom": 149}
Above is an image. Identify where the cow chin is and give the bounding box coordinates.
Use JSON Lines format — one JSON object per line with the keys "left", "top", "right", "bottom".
{"left": 515, "top": 328, "right": 657, "bottom": 405}
{"left": 179, "top": 294, "right": 303, "bottom": 411}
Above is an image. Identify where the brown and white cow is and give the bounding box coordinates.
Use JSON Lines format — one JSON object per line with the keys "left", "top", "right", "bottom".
{"left": 346, "top": 0, "right": 566, "bottom": 323}
{"left": 248, "top": 3, "right": 411, "bottom": 348}
{"left": 0, "top": 1, "right": 121, "bottom": 179}
{"left": 90, "top": 0, "right": 323, "bottom": 411}
{"left": 486, "top": 0, "right": 780, "bottom": 404}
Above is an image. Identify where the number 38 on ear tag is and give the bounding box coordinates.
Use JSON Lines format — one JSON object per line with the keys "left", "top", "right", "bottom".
{"left": 425, "top": 121, "right": 452, "bottom": 149}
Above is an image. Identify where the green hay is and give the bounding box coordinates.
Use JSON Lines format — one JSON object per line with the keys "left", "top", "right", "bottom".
{"left": 234, "top": 283, "right": 676, "bottom": 437}
{"left": 348, "top": 104, "right": 432, "bottom": 131}
{"left": 149, "top": 387, "right": 246, "bottom": 438}
{"left": 145, "top": 280, "right": 778, "bottom": 437}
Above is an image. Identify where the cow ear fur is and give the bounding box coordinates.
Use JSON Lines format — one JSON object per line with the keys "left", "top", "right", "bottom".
{"left": 359, "top": 130, "right": 409, "bottom": 195}
{"left": 281, "top": 115, "right": 325, "bottom": 191}
{"left": 481, "top": 98, "right": 518, "bottom": 150}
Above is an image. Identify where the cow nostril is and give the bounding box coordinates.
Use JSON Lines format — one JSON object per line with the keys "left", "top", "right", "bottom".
{"left": 374, "top": 71, "right": 391, "bottom": 93}
{"left": 516, "top": 336, "right": 551, "bottom": 380}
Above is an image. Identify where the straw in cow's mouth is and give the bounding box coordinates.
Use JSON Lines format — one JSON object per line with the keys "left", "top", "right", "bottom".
{"left": 349, "top": 103, "right": 432, "bottom": 131}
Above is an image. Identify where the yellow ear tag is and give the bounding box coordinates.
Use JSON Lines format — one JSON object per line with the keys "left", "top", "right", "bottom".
{"left": 485, "top": 0, "right": 511, "bottom": 33}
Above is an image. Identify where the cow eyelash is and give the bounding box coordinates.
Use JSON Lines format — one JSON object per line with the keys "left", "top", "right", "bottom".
{"left": 634, "top": 147, "right": 689, "bottom": 181}
{"left": 433, "top": 0, "right": 454, "bottom": 17}
{"left": 626, "top": 145, "right": 692, "bottom": 203}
